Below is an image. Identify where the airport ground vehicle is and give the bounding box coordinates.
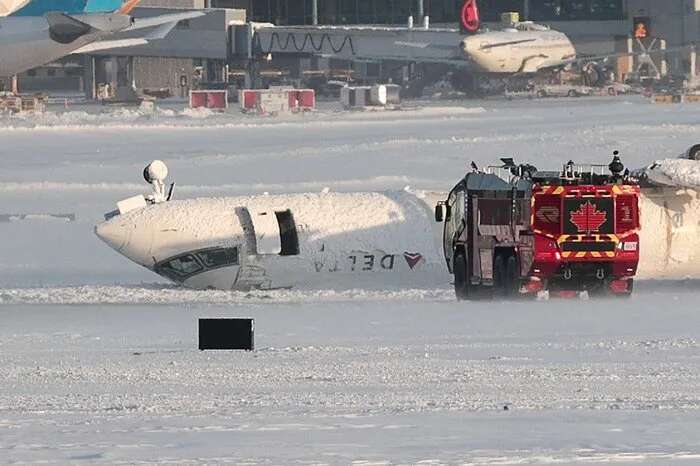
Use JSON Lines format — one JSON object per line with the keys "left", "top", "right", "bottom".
{"left": 436, "top": 157, "right": 641, "bottom": 299}
{"left": 534, "top": 84, "right": 593, "bottom": 98}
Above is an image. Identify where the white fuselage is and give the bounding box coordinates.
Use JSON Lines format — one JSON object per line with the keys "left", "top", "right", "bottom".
{"left": 95, "top": 191, "right": 450, "bottom": 291}
{"left": 637, "top": 187, "right": 700, "bottom": 280}
{"left": 461, "top": 27, "right": 576, "bottom": 74}
{"left": 0, "top": 14, "right": 130, "bottom": 77}
{"left": 94, "top": 186, "right": 700, "bottom": 291}
{"left": 0, "top": 10, "right": 205, "bottom": 78}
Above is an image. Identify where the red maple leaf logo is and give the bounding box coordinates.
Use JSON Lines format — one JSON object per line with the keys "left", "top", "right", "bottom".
{"left": 570, "top": 201, "right": 607, "bottom": 233}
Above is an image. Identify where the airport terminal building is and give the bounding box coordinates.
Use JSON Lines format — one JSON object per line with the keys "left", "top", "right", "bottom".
{"left": 240, "top": 0, "right": 696, "bottom": 53}
{"left": 16, "top": 0, "right": 700, "bottom": 97}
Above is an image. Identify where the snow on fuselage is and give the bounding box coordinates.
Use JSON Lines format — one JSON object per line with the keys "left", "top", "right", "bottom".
{"left": 637, "top": 187, "right": 700, "bottom": 280}
{"left": 95, "top": 191, "right": 449, "bottom": 290}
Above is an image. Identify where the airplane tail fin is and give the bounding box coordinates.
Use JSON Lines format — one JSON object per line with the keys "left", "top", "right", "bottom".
{"left": 119, "top": 0, "right": 142, "bottom": 14}
{"left": 459, "top": 0, "right": 480, "bottom": 35}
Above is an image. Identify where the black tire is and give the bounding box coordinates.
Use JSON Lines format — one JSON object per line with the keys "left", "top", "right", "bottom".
{"left": 568, "top": 89, "right": 579, "bottom": 97}
{"left": 453, "top": 251, "right": 469, "bottom": 301}
{"left": 615, "top": 278, "right": 634, "bottom": 299}
{"left": 505, "top": 255, "right": 520, "bottom": 297}
{"left": 688, "top": 145, "right": 700, "bottom": 161}
{"left": 493, "top": 254, "right": 506, "bottom": 297}
{"left": 592, "top": 278, "right": 633, "bottom": 298}
{"left": 537, "top": 90, "right": 547, "bottom": 98}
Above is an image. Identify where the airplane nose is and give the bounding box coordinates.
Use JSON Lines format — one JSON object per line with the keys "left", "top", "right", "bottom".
{"left": 461, "top": 36, "right": 476, "bottom": 57}
{"left": 460, "top": 36, "right": 485, "bottom": 68}
{"left": 95, "top": 217, "right": 155, "bottom": 268}
{"left": 95, "top": 220, "right": 129, "bottom": 252}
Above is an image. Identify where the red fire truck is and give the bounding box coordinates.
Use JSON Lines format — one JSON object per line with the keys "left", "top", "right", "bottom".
{"left": 435, "top": 156, "right": 641, "bottom": 299}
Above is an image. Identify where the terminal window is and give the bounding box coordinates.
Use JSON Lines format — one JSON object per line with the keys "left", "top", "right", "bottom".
{"left": 529, "top": 0, "right": 624, "bottom": 21}
{"left": 249, "top": 0, "right": 460, "bottom": 25}
{"left": 248, "top": 0, "right": 623, "bottom": 25}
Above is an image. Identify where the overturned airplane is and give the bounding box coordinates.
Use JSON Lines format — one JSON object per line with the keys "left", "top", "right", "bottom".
{"left": 95, "top": 152, "right": 700, "bottom": 291}
{"left": 96, "top": 165, "right": 448, "bottom": 291}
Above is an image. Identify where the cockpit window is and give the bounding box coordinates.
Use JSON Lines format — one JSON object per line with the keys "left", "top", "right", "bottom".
{"left": 196, "top": 247, "right": 239, "bottom": 268}
{"left": 155, "top": 247, "right": 240, "bottom": 283}
{"left": 158, "top": 254, "right": 203, "bottom": 279}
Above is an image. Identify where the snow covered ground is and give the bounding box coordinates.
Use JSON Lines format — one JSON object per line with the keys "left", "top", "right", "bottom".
{"left": 2, "top": 292, "right": 700, "bottom": 464}
{"left": 1, "top": 96, "right": 700, "bottom": 464}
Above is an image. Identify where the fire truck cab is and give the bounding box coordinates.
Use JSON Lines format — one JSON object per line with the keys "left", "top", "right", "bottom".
{"left": 436, "top": 156, "right": 641, "bottom": 299}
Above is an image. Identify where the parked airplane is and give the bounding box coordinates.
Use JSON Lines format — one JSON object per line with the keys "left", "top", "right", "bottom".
{"left": 250, "top": 0, "right": 675, "bottom": 90}
{"left": 0, "top": 0, "right": 122, "bottom": 16}
{"left": 0, "top": 0, "right": 204, "bottom": 77}
{"left": 459, "top": 22, "right": 576, "bottom": 75}
{"left": 453, "top": 0, "right": 677, "bottom": 78}
{"left": 95, "top": 155, "right": 700, "bottom": 291}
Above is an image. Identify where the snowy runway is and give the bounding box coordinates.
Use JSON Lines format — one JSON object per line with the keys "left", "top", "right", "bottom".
{"left": 2, "top": 290, "right": 700, "bottom": 464}
{"left": 1, "top": 96, "right": 699, "bottom": 463}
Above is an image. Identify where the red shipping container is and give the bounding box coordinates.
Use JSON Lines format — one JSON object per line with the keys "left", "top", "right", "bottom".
{"left": 240, "top": 90, "right": 259, "bottom": 110}
{"left": 207, "top": 91, "right": 227, "bottom": 109}
{"left": 288, "top": 91, "right": 299, "bottom": 110}
{"left": 190, "top": 91, "right": 207, "bottom": 108}
{"left": 297, "top": 89, "right": 315, "bottom": 109}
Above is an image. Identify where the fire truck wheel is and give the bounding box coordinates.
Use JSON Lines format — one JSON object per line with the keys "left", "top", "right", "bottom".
{"left": 505, "top": 256, "right": 519, "bottom": 297}
{"left": 615, "top": 278, "right": 634, "bottom": 298}
{"left": 453, "top": 251, "right": 469, "bottom": 300}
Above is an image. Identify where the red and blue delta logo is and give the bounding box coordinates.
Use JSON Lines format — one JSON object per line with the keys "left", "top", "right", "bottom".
{"left": 403, "top": 252, "right": 424, "bottom": 270}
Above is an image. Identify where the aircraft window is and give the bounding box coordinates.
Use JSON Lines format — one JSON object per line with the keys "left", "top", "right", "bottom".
{"left": 275, "top": 210, "right": 299, "bottom": 256}
{"left": 158, "top": 254, "right": 203, "bottom": 279}
{"left": 196, "top": 247, "right": 239, "bottom": 268}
